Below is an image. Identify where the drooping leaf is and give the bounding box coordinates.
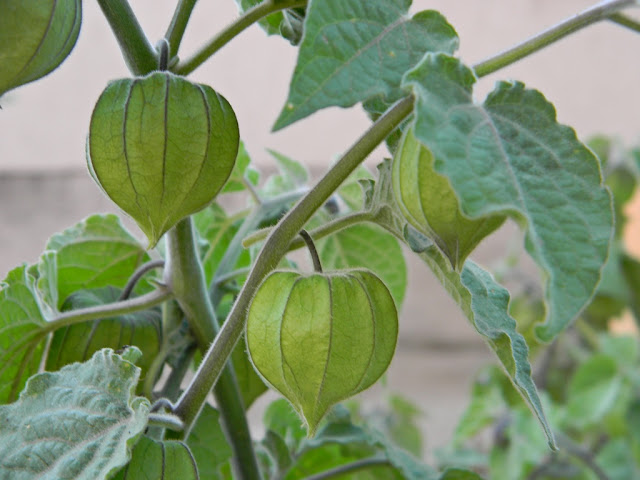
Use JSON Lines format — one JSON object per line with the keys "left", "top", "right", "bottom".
{"left": 318, "top": 223, "right": 407, "bottom": 309}
{"left": 113, "top": 436, "right": 198, "bottom": 480}
{"left": 0, "top": 347, "right": 150, "bottom": 480}
{"left": 0, "top": 263, "right": 52, "bottom": 404}
{"left": 367, "top": 160, "right": 555, "bottom": 448}
{"left": 0, "top": 0, "right": 82, "bottom": 96}
{"left": 45, "top": 214, "right": 151, "bottom": 307}
{"left": 274, "top": 1, "right": 458, "bottom": 130}
{"left": 405, "top": 53, "right": 613, "bottom": 341}
{"left": 187, "top": 404, "right": 233, "bottom": 479}
{"left": 45, "top": 287, "right": 162, "bottom": 387}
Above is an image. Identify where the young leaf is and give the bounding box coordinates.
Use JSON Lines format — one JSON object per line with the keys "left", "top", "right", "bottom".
{"left": 187, "top": 404, "right": 233, "bottom": 479}
{"left": 45, "top": 287, "right": 162, "bottom": 387}
{"left": 273, "top": 1, "right": 458, "bottom": 130}
{"left": 46, "top": 214, "right": 151, "bottom": 307}
{"left": 221, "top": 141, "right": 260, "bottom": 194}
{"left": 318, "top": 223, "right": 407, "bottom": 309}
{"left": 404, "top": 53, "right": 613, "bottom": 342}
{"left": 113, "top": 436, "right": 198, "bottom": 480}
{"left": 261, "top": 150, "right": 309, "bottom": 198}
{"left": 0, "top": 347, "right": 150, "bottom": 480}
{"left": 0, "top": 263, "right": 53, "bottom": 404}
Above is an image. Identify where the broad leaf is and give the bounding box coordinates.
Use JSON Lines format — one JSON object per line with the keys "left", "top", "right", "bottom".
{"left": 405, "top": 53, "right": 613, "bottom": 341}
{"left": 187, "top": 404, "right": 233, "bottom": 479}
{"left": 46, "top": 214, "right": 151, "bottom": 307}
{"left": 0, "top": 347, "right": 150, "bottom": 480}
{"left": 0, "top": 264, "right": 51, "bottom": 403}
{"left": 318, "top": 224, "right": 407, "bottom": 308}
{"left": 113, "top": 436, "right": 198, "bottom": 480}
{"left": 45, "top": 287, "right": 162, "bottom": 387}
{"left": 368, "top": 161, "right": 555, "bottom": 448}
{"left": 566, "top": 354, "right": 622, "bottom": 427}
{"left": 274, "top": 1, "right": 458, "bottom": 130}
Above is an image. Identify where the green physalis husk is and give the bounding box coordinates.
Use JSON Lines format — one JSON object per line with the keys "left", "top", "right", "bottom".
{"left": 0, "top": 0, "right": 82, "bottom": 96}
{"left": 87, "top": 71, "right": 240, "bottom": 247}
{"left": 392, "top": 128, "right": 505, "bottom": 270}
{"left": 246, "top": 268, "right": 398, "bottom": 436}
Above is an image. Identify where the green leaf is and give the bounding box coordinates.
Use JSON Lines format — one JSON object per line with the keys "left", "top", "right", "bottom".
{"left": 46, "top": 214, "right": 151, "bottom": 307}
{"left": 0, "top": 264, "right": 51, "bottom": 404}
{"left": 232, "top": 335, "right": 268, "bottom": 409}
{"left": 366, "top": 160, "right": 555, "bottom": 448}
{"left": 0, "top": 0, "right": 82, "bottom": 96}
{"left": 596, "top": 438, "right": 639, "bottom": 480}
{"left": 263, "top": 398, "right": 307, "bottom": 451}
{"left": 187, "top": 404, "right": 233, "bottom": 478}
{"left": 194, "top": 203, "right": 251, "bottom": 285}
{"left": 45, "top": 287, "right": 162, "bottom": 387}
{"left": 621, "top": 252, "right": 640, "bottom": 325}
{"left": 222, "top": 141, "right": 260, "bottom": 193}
{"left": 404, "top": 53, "right": 613, "bottom": 342}
{"left": 318, "top": 224, "right": 407, "bottom": 309}
{"left": 274, "top": 1, "right": 458, "bottom": 130}
{"left": 113, "top": 436, "right": 198, "bottom": 480}
{"left": 566, "top": 354, "right": 622, "bottom": 427}
{"left": 261, "top": 150, "right": 309, "bottom": 198}
{"left": 0, "top": 347, "right": 150, "bottom": 480}
{"left": 439, "top": 468, "right": 485, "bottom": 480}
{"left": 337, "top": 165, "right": 374, "bottom": 211}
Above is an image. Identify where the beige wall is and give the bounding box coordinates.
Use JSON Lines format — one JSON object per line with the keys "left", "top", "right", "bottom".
{"left": 0, "top": 1, "right": 639, "bottom": 172}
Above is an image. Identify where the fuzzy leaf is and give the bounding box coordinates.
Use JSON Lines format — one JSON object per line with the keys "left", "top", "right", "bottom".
{"left": 0, "top": 347, "right": 150, "bottom": 480}
{"left": 405, "top": 53, "right": 613, "bottom": 341}
{"left": 45, "top": 287, "right": 162, "bottom": 388}
{"left": 0, "top": 260, "right": 56, "bottom": 404}
{"left": 45, "top": 214, "right": 151, "bottom": 307}
{"left": 113, "top": 436, "right": 198, "bottom": 480}
{"left": 368, "top": 160, "right": 555, "bottom": 448}
{"left": 274, "top": 1, "right": 458, "bottom": 130}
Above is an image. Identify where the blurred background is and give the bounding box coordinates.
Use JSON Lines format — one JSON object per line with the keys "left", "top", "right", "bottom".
{"left": 1, "top": 0, "right": 639, "bottom": 457}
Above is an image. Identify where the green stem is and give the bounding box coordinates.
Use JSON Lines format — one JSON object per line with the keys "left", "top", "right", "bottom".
{"left": 175, "top": 0, "right": 307, "bottom": 75}
{"left": 174, "top": 95, "right": 414, "bottom": 433}
{"left": 47, "top": 287, "right": 172, "bottom": 332}
{"left": 165, "top": 0, "right": 199, "bottom": 58}
{"left": 609, "top": 12, "right": 640, "bottom": 32}
{"left": 243, "top": 210, "right": 375, "bottom": 249}
{"left": 473, "top": 0, "right": 637, "bottom": 77}
{"left": 164, "top": 218, "right": 262, "bottom": 480}
{"left": 148, "top": 412, "right": 184, "bottom": 432}
{"left": 299, "top": 230, "right": 323, "bottom": 272}
{"left": 302, "top": 458, "right": 391, "bottom": 480}
{"left": 119, "top": 259, "right": 165, "bottom": 300}
{"left": 96, "top": 0, "right": 158, "bottom": 75}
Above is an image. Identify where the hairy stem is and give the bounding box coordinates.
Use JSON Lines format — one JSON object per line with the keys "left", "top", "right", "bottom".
{"left": 164, "top": 218, "right": 262, "bottom": 480}
{"left": 303, "top": 458, "right": 391, "bottom": 480}
{"left": 165, "top": 0, "right": 199, "bottom": 58}
{"left": 96, "top": 0, "right": 158, "bottom": 75}
{"left": 473, "top": 0, "right": 637, "bottom": 77}
{"left": 243, "top": 211, "right": 376, "bottom": 249}
{"left": 148, "top": 413, "right": 184, "bottom": 432}
{"left": 47, "top": 287, "right": 172, "bottom": 331}
{"left": 174, "top": 95, "right": 414, "bottom": 433}
{"left": 175, "top": 0, "right": 307, "bottom": 75}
